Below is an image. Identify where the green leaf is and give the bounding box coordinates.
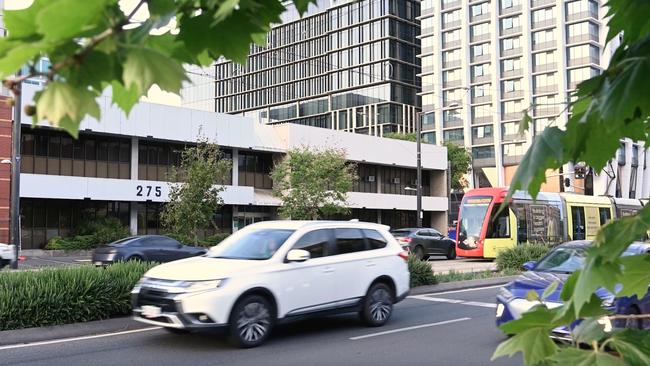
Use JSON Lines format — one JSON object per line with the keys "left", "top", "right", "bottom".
{"left": 122, "top": 48, "right": 188, "bottom": 95}
{"left": 68, "top": 50, "right": 115, "bottom": 91}
{"left": 505, "top": 127, "right": 565, "bottom": 200}
{"left": 0, "top": 43, "right": 42, "bottom": 79}
{"left": 593, "top": 204, "right": 650, "bottom": 263}
{"left": 492, "top": 328, "right": 558, "bottom": 365}
{"left": 36, "top": 0, "right": 107, "bottom": 42}
{"left": 3, "top": 1, "right": 53, "bottom": 39}
{"left": 499, "top": 305, "right": 559, "bottom": 335}
{"left": 570, "top": 258, "right": 621, "bottom": 315}
{"left": 110, "top": 81, "right": 140, "bottom": 115}
{"left": 214, "top": 0, "right": 240, "bottom": 22}
{"left": 550, "top": 348, "right": 626, "bottom": 366}
{"left": 609, "top": 329, "right": 650, "bottom": 366}
{"left": 542, "top": 281, "right": 559, "bottom": 301}
{"left": 34, "top": 82, "right": 100, "bottom": 132}
{"left": 605, "top": 0, "right": 650, "bottom": 44}
{"left": 148, "top": 0, "right": 176, "bottom": 16}
{"left": 519, "top": 109, "right": 532, "bottom": 135}
{"left": 526, "top": 290, "right": 540, "bottom": 302}
{"left": 571, "top": 318, "right": 607, "bottom": 344}
{"left": 618, "top": 254, "right": 650, "bottom": 297}
{"left": 292, "top": 0, "right": 317, "bottom": 15}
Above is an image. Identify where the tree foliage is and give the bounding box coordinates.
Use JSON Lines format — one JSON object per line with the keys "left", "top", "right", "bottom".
{"left": 493, "top": 1, "right": 650, "bottom": 364}
{"left": 384, "top": 132, "right": 416, "bottom": 142}
{"left": 444, "top": 142, "right": 471, "bottom": 191}
{"left": 160, "top": 136, "right": 231, "bottom": 245}
{"left": 0, "top": 0, "right": 317, "bottom": 136}
{"left": 271, "top": 146, "right": 356, "bottom": 220}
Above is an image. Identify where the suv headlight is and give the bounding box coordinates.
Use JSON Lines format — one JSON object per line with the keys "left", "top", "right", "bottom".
{"left": 176, "top": 279, "right": 224, "bottom": 293}
{"left": 498, "top": 286, "right": 515, "bottom": 301}
{"left": 132, "top": 276, "right": 148, "bottom": 293}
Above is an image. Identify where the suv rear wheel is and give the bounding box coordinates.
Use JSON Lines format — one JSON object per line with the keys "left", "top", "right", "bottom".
{"left": 360, "top": 282, "right": 394, "bottom": 327}
{"left": 229, "top": 294, "right": 274, "bottom": 348}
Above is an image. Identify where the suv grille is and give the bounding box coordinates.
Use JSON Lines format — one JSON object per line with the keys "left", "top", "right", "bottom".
{"left": 137, "top": 288, "right": 177, "bottom": 312}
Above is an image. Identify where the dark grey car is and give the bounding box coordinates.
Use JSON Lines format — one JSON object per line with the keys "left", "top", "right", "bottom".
{"left": 391, "top": 228, "right": 457, "bottom": 260}
{"left": 92, "top": 235, "right": 207, "bottom": 265}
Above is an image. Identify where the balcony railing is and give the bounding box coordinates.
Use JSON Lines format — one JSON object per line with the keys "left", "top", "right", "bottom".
{"left": 471, "top": 33, "right": 491, "bottom": 43}
{"left": 471, "top": 54, "right": 491, "bottom": 63}
{"left": 500, "top": 5, "right": 522, "bottom": 16}
{"left": 443, "top": 79, "right": 462, "bottom": 88}
{"left": 442, "top": 20, "right": 462, "bottom": 30}
{"left": 422, "top": 26, "right": 435, "bottom": 35}
{"left": 532, "top": 40, "right": 556, "bottom": 51}
{"left": 567, "top": 56, "right": 600, "bottom": 67}
{"left": 533, "top": 63, "right": 557, "bottom": 73}
{"left": 502, "top": 90, "right": 524, "bottom": 99}
{"left": 532, "top": 18, "right": 556, "bottom": 30}
{"left": 422, "top": 46, "right": 434, "bottom": 54}
{"left": 503, "top": 154, "right": 524, "bottom": 165}
{"left": 501, "top": 47, "right": 523, "bottom": 57}
{"left": 502, "top": 133, "right": 525, "bottom": 142}
{"left": 566, "top": 10, "right": 599, "bottom": 22}
{"left": 533, "top": 84, "right": 558, "bottom": 94}
{"left": 422, "top": 84, "right": 436, "bottom": 93}
{"left": 472, "top": 95, "right": 492, "bottom": 104}
{"left": 442, "top": 40, "right": 461, "bottom": 49}
{"left": 473, "top": 136, "right": 494, "bottom": 145}
{"left": 443, "top": 118, "right": 464, "bottom": 128}
{"left": 442, "top": 0, "right": 461, "bottom": 10}
{"left": 534, "top": 106, "right": 560, "bottom": 116}
{"left": 531, "top": 0, "right": 554, "bottom": 9}
{"left": 501, "top": 26, "right": 522, "bottom": 36}
{"left": 470, "top": 13, "right": 491, "bottom": 23}
{"left": 443, "top": 60, "right": 461, "bottom": 69}
{"left": 444, "top": 99, "right": 463, "bottom": 107}
{"left": 473, "top": 157, "right": 496, "bottom": 168}
{"left": 501, "top": 69, "right": 523, "bottom": 78}
{"left": 503, "top": 112, "right": 524, "bottom": 120}
{"left": 422, "top": 65, "right": 435, "bottom": 74}
{"left": 472, "top": 116, "right": 493, "bottom": 125}
{"left": 421, "top": 7, "right": 436, "bottom": 17}
{"left": 471, "top": 74, "right": 491, "bottom": 84}
{"left": 567, "top": 33, "right": 599, "bottom": 44}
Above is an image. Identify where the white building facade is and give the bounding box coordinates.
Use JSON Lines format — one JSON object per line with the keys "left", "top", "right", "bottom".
{"left": 17, "top": 84, "right": 448, "bottom": 250}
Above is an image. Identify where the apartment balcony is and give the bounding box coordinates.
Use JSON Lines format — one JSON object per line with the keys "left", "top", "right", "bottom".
{"left": 442, "top": 20, "right": 462, "bottom": 30}
{"left": 421, "top": 7, "right": 436, "bottom": 17}
{"left": 532, "top": 18, "right": 556, "bottom": 30}
{"left": 568, "top": 80, "right": 581, "bottom": 89}
{"left": 471, "top": 74, "right": 491, "bottom": 84}
{"left": 471, "top": 54, "right": 491, "bottom": 63}
{"left": 502, "top": 133, "right": 525, "bottom": 142}
{"left": 422, "top": 46, "right": 434, "bottom": 54}
{"left": 567, "top": 56, "right": 600, "bottom": 67}
{"left": 422, "top": 84, "right": 436, "bottom": 93}
{"left": 443, "top": 60, "right": 461, "bottom": 69}
{"left": 442, "top": 0, "right": 461, "bottom": 10}
{"left": 443, "top": 79, "right": 463, "bottom": 88}
{"left": 503, "top": 154, "right": 524, "bottom": 166}
{"left": 501, "top": 69, "right": 523, "bottom": 78}
{"left": 470, "top": 33, "right": 491, "bottom": 43}
{"left": 501, "top": 26, "right": 522, "bottom": 36}
{"left": 502, "top": 90, "right": 524, "bottom": 99}
{"left": 533, "top": 85, "right": 558, "bottom": 95}
{"left": 532, "top": 40, "right": 557, "bottom": 51}
{"left": 442, "top": 40, "right": 461, "bottom": 49}
{"left": 566, "top": 10, "right": 599, "bottom": 22}
{"left": 472, "top": 116, "right": 493, "bottom": 125}
{"left": 473, "top": 135, "right": 494, "bottom": 145}
{"left": 472, "top": 95, "right": 492, "bottom": 104}
{"left": 443, "top": 118, "right": 464, "bottom": 128}
{"left": 531, "top": 0, "right": 554, "bottom": 9}
{"left": 533, "top": 63, "right": 557, "bottom": 73}
{"left": 500, "top": 5, "right": 522, "bottom": 16}
{"left": 534, "top": 106, "right": 560, "bottom": 117}
{"left": 422, "top": 26, "right": 435, "bottom": 35}
{"left": 501, "top": 47, "right": 523, "bottom": 57}
{"left": 503, "top": 112, "right": 524, "bottom": 121}
{"left": 473, "top": 157, "right": 496, "bottom": 168}
{"left": 567, "top": 33, "right": 599, "bottom": 44}
{"left": 422, "top": 65, "right": 435, "bottom": 74}
{"left": 470, "top": 13, "right": 490, "bottom": 23}
{"left": 444, "top": 99, "right": 463, "bottom": 107}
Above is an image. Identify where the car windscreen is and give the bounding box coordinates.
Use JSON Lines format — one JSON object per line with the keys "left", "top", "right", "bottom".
{"left": 458, "top": 196, "right": 492, "bottom": 240}
{"left": 390, "top": 230, "right": 411, "bottom": 237}
{"left": 534, "top": 247, "right": 587, "bottom": 273}
{"left": 104, "top": 237, "right": 138, "bottom": 247}
{"left": 206, "top": 229, "right": 295, "bottom": 260}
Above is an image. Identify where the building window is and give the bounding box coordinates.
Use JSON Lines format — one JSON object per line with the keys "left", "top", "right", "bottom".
{"left": 238, "top": 151, "right": 274, "bottom": 189}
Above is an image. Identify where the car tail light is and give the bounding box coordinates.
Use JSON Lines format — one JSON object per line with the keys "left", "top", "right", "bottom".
{"left": 398, "top": 251, "right": 409, "bottom": 262}
{"left": 398, "top": 237, "right": 412, "bottom": 244}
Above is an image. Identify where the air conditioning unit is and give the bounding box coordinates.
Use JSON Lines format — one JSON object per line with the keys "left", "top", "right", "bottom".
{"left": 391, "top": 177, "right": 401, "bottom": 184}
{"left": 365, "top": 175, "right": 376, "bottom": 182}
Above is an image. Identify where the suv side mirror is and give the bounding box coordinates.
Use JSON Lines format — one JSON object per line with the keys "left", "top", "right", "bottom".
{"left": 522, "top": 261, "right": 536, "bottom": 271}
{"left": 286, "top": 249, "right": 310, "bottom": 262}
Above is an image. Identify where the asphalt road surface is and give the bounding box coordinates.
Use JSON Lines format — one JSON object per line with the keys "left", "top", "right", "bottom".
{"left": 0, "top": 286, "right": 522, "bottom": 366}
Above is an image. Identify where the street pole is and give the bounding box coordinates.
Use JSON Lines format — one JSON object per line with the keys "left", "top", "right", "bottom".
{"left": 416, "top": 113, "right": 422, "bottom": 228}
{"left": 10, "top": 71, "right": 21, "bottom": 269}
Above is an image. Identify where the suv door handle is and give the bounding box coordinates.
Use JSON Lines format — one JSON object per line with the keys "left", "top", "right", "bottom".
{"left": 365, "top": 261, "right": 376, "bottom": 267}
{"left": 323, "top": 267, "right": 335, "bottom": 273}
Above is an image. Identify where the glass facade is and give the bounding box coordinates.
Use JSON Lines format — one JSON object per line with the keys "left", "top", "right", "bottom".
{"left": 214, "top": 0, "right": 421, "bottom": 135}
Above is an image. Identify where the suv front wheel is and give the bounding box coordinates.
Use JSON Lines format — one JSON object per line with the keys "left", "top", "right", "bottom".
{"left": 229, "top": 294, "right": 274, "bottom": 348}
{"left": 360, "top": 282, "right": 394, "bottom": 327}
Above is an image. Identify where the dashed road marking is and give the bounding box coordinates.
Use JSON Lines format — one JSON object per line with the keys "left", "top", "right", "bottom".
{"left": 408, "top": 295, "right": 496, "bottom": 308}
{"left": 350, "top": 317, "right": 471, "bottom": 340}
{"left": 0, "top": 327, "right": 161, "bottom": 351}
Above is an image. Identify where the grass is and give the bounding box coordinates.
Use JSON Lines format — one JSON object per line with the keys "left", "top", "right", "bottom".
{"left": 435, "top": 269, "right": 520, "bottom": 284}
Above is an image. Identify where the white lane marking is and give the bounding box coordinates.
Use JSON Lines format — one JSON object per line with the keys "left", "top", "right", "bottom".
{"left": 409, "top": 295, "right": 497, "bottom": 309}
{"left": 349, "top": 317, "right": 471, "bottom": 340}
{"left": 415, "top": 284, "right": 504, "bottom": 297}
{"left": 0, "top": 327, "right": 161, "bottom": 351}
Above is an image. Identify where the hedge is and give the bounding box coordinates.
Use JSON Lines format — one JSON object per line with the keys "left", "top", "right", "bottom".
{"left": 408, "top": 255, "right": 437, "bottom": 287}
{"left": 0, "top": 261, "right": 155, "bottom": 331}
{"left": 495, "top": 244, "right": 551, "bottom": 272}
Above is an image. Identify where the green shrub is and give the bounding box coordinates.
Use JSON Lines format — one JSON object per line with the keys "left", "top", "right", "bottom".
{"left": 408, "top": 255, "right": 437, "bottom": 287}
{"left": 0, "top": 261, "right": 156, "bottom": 331}
{"left": 75, "top": 217, "right": 130, "bottom": 245}
{"left": 167, "top": 232, "right": 230, "bottom": 247}
{"left": 46, "top": 235, "right": 97, "bottom": 250}
{"left": 496, "top": 244, "right": 551, "bottom": 272}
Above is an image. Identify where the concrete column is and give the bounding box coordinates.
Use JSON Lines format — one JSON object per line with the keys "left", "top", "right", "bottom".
{"left": 129, "top": 137, "right": 139, "bottom": 235}
{"left": 232, "top": 148, "right": 239, "bottom": 187}
{"left": 642, "top": 148, "right": 650, "bottom": 198}
{"left": 620, "top": 139, "right": 632, "bottom": 198}
{"left": 376, "top": 167, "right": 382, "bottom": 194}
{"left": 635, "top": 142, "right": 645, "bottom": 199}
{"left": 377, "top": 210, "right": 382, "bottom": 225}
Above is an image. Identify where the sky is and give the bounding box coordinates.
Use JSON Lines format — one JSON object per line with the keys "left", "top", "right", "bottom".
{"left": 4, "top": 0, "right": 183, "bottom": 106}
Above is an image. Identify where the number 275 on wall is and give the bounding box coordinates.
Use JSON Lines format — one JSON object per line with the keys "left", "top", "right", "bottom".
{"left": 136, "top": 185, "right": 162, "bottom": 197}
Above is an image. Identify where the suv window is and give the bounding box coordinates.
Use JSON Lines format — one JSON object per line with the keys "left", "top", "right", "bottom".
{"left": 416, "top": 230, "right": 429, "bottom": 236}
{"left": 430, "top": 229, "right": 442, "bottom": 237}
{"left": 335, "top": 228, "right": 367, "bottom": 254}
{"left": 292, "top": 229, "right": 332, "bottom": 258}
{"left": 363, "top": 229, "right": 387, "bottom": 249}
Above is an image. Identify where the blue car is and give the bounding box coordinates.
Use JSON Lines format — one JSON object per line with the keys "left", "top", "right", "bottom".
{"left": 496, "top": 240, "right": 650, "bottom": 339}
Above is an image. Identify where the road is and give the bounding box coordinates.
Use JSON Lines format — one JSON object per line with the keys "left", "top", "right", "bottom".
{"left": 0, "top": 286, "right": 521, "bottom": 366}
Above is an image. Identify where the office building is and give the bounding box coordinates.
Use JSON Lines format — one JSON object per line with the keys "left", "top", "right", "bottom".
{"left": 4, "top": 83, "right": 448, "bottom": 250}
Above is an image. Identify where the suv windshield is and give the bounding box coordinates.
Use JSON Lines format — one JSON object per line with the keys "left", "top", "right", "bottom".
{"left": 390, "top": 230, "right": 411, "bottom": 237}
{"left": 535, "top": 247, "right": 587, "bottom": 273}
{"left": 458, "top": 196, "right": 492, "bottom": 243}
{"left": 206, "top": 229, "right": 294, "bottom": 260}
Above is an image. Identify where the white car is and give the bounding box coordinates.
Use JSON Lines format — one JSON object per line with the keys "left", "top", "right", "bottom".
{"left": 0, "top": 243, "right": 14, "bottom": 269}
{"left": 131, "top": 221, "right": 410, "bottom": 347}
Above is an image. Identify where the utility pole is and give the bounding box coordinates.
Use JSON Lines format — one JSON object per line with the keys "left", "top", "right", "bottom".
{"left": 9, "top": 71, "right": 21, "bottom": 269}
{"left": 416, "top": 112, "right": 422, "bottom": 228}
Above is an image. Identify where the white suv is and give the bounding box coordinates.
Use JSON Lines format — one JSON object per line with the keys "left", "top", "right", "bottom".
{"left": 0, "top": 243, "right": 14, "bottom": 269}
{"left": 131, "top": 221, "right": 410, "bottom": 347}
